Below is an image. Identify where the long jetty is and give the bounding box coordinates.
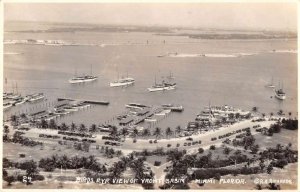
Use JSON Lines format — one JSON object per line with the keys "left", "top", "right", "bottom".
{"left": 57, "top": 98, "right": 110, "bottom": 105}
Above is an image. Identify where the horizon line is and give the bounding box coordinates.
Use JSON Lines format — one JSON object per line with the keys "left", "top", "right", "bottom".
{"left": 4, "top": 19, "right": 298, "bottom": 33}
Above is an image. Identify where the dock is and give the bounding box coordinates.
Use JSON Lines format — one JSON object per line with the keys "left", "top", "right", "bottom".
{"left": 57, "top": 98, "right": 110, "bottom": 105}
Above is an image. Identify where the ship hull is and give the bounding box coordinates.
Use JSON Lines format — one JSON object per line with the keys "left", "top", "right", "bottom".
{"left": 147, "top": 85, "right": 176, "bottom": 92}
{"left": 69, "top": 78, "right": 97, "bottom": 84}
{"left": 275, "top": 94, "right": 286, "bottom": 100}
{"left": 110, "top": 81, "right": 134, "bottom": 87}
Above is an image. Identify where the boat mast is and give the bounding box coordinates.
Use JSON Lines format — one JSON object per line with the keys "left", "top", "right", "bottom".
{"left": 16, "top": 82, "right": 18, "bottom": 94}
{"left": 271, "top": 77, "right": 273, "bottom": 85}
{"left": 4, "top": 77, "right": 7, "bottom": 92}
{"left": 12, "top": 82, "right": 14, "bottom": 94}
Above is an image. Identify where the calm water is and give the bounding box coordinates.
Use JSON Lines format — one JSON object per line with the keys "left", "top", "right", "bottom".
{"left": 3, "top": 23, "right": 298, "bottom": 129}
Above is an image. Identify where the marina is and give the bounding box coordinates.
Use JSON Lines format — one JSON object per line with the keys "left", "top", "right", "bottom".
{"left": 2, "top": 3, "right": 297, "bottom": 190}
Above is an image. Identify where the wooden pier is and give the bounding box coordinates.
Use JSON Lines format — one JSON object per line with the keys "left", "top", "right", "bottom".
{"left": 57, "top": 98, "right": 109, "bottom": 105}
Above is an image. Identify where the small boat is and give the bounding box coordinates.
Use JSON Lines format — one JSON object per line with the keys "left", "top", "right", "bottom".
{"left": 71, "top": 102, "right": 90, "bottom": 109}
{"left": 13, "top": 98, "right": 26, "bottom": 106}
{"left": 144, "top": 118, "right": 157, "bottom": 122}
{"left": 63, "top": 106, "right": 79, "bottom": 112}
{"left": 28, "top": 93, "right": 44, "bottom": 102}
{"left": 266, "top": 77, "right": 275, "bottom": 88}
{"left": 3, "top": 102, "right": 12, "bottom": 110}
{"left": 155, "top": 109, "right": 171, "bottom": 116}
{"left": 125, "top": 103, "right": 149, "bottom": 110}
{"left": 162, "top": 104, "right": 184, "bottom": 112}
{"left": 53, "top": 109, "right": 70, "bottom": 115}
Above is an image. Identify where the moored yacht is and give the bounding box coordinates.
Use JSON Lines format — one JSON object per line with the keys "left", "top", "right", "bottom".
{"left": 148, "top": 81, "right": 176, "bottom": 92}
{"left": 148, "top": 74, "right": 176, "bottom": 92}
{"left": 275, "top": 89, "right": 286, "bottom": 100}
{"left": 274, "top": 82, "right": 286, "bottom": 100}
{"left": 69, "top": 75, "right": 98, "bottom": 84}
{"left": 69, "top": 65, "right": 98, "bottom": 84}
{"left": 110, "top": 77, "right": 135, "bottom": 87}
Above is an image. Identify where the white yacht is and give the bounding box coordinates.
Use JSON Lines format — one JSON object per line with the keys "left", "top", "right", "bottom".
{"left": 148, "top": 81, "right": 176, "bottom": 92}
{"left": 274, "top": 82, "right": 286, "bottom": 100}
{"left": 275, "top": 89, "right": 286, "bottom": 100}
{"left": 69, "top": 75, "right": 98, "bottom": 84}
{"left": 110, "top": 77, "right": 135, "bottom": 87}
{"left": 69, "top": 65, "right": 98, "bottom": 84}
{"left": 148, "top": 74, "right": 176, "bottom": 92}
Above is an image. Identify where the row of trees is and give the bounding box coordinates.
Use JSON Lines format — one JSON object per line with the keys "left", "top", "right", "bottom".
{"left": 128, "top": 126, "right": 183, "bottom": 139}
{"left": 37, "top": 120, "right": 98, "bottom": 133}
{"left": 8, "top": 131, "right": 43, "bottom": 146}
{"left": 38, "top": 154, "right": 107, "bottom": 173}
{"left": 162, "top": 141, "right": 297, "bottom": 189}
{"left": 3, "top": 159, "right": 43, "bottom": 186}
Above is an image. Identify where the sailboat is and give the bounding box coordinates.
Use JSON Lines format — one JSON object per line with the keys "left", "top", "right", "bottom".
{"left": 266, "top": 77, "right": 275, "bottom": 88}
{"left": 274, "top": 82, "right": 286, "bottom": 100}
{"left": 69, "top": 65, "right": 98, "bottom": 84}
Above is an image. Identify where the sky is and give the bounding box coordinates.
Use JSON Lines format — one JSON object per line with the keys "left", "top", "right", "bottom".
{"left": 4, "top": 3, "right": 298, "bottom": 31}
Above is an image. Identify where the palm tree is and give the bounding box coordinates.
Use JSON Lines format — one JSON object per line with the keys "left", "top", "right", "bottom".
{"left": 89, "top": 124, "right": 97, "bottom": 133}
{"left": 132, "top": 127, "right": 138, "bottom": 139}
{"left": 262, "top": 113, "right": 266, "bottom": 118}
{"left": 10, "top": 115, "right": 17, "bottom": 124}
{"left": 228, "top": 113, "right": 235, "bottom": 121}
{"left": 70, "top": 122, "right": 77, "bottom": 132}
{"left": 4, "top": 125, "right": 9, "bottom": 134}
{"left": 49, "top": 119, "right": 57, "bottom": 129}
{"left": 142, "top": 128, "right": 150, "bottom": 137}
{"left": 235, "top": 113, "right": 240, "bottom": 120}
{"left": 199, "top": 121, "right": 206, "bottom": 134}
{"left": 60, "top": 154, "right": 70, "bottom": 170}
{"left": 165, "top": 127, "right": 173, "bottom": 139}
{"left": 252, "top": 107, "right": 258, "bottom": 113}
{"left": 41, "top": 119, "right": 48, "bottom": 128}
{"left": 278, "top": 110, "right": 283, "bottom": 116}
{"left": 288, "top": 112, "right": 292, "bottom": 119}
{"left": 61, "top": 123, "right": 68, "bottom": 131}
{"left": 110, "top": 126, "right": 118, "bottom": 137}
{"left": 175, "top": 126, "right": 181, "bottom": 137}
{"left": 270, "top": 112, "right": 274, "bottom": 118}
{"left": 153, "top": 127, "right": 161, "bottom": 139}
{"left": 120, "top": 127, "right": 128, "bottom": 139}
{"left": 79, "top": 124, "right": 87, "bottom": 133}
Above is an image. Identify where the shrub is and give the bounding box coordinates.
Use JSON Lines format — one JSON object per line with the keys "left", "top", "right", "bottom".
{"left": 198, "top": 148, "right": 204, "bottom": 153}
{"left": 33, "top": 174, "right": 45, "bottom": 181}
{"left": 5, "top": 175, "right": 15, "bottom": 186}
{"left": 154, "top": 161, "right": 161, "bottom": 166}
{"left": 209, "top": 145, "right": 216, "bottom": 150}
